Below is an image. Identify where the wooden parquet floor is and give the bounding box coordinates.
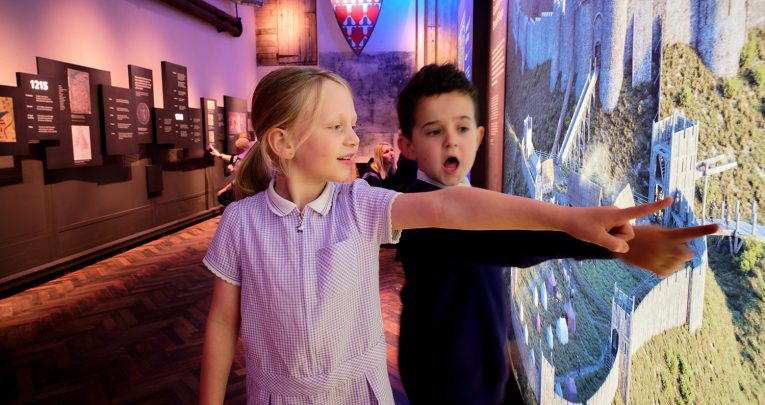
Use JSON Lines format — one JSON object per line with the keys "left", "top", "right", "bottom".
{"left": 0, "top": 217, "right": 410, "bottom": 404}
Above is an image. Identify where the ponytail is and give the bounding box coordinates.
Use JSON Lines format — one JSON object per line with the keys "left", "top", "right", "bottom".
{"left": 236, "top": 139, "right": 272, "bottom": 198}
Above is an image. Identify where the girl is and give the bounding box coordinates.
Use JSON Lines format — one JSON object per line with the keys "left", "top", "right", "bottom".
{"left": 199, "top": 67, "right": 667, "bottom": 404}
{"left": 362, "top": 142, "right": 396, "bottom": 189}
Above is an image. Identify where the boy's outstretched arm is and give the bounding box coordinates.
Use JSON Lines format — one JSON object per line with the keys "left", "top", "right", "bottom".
{"left": 200, "top": 277, "right": 241, "bottom": 405}
{"left": 614, "top": 223, "right": 719, "bottom": 277}
{"left": 391, "top": 188, "right": 673, "bottom": 253}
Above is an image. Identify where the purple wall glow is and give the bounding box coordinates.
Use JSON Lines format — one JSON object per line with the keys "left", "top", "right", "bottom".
{"left": 0, "top": 0, "right": 258, "bottom": 110}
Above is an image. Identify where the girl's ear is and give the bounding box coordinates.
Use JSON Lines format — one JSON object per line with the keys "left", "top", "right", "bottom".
{"left": 266, "top": 128, "right": 295, "bottom": 159}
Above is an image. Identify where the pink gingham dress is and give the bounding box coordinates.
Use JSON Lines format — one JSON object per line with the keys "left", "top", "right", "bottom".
{"left": 203, "top": 179, "right": 401, "bottom": 405}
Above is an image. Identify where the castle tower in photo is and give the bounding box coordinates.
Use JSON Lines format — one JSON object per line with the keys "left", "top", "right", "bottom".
{"left": 648, "top": 110, "right": 699, "bottom": 225}
{"left": 598, "top": 0, "right": 629, "bottom": 111}
{"left": 695, "top": 0, "right": 747, "bottom": 78}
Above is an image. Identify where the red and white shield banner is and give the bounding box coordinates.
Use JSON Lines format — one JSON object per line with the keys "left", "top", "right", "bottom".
{"left": 332, "top": 0, "right": 383, "bottom": 55}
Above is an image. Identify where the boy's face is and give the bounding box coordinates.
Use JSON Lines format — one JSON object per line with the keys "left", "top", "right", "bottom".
{"left": 398, "top": 91, "right": 484, "bottom": 186}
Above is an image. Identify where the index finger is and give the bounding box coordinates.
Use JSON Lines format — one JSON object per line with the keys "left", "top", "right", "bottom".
{"left": 665, "top": 224, "right": 720, "bottom": 242}
{"left": 618, "top": 197, "right": 673, "bottom": 221}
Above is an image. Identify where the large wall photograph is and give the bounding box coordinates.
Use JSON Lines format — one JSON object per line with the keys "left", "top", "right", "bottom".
{"left": 501, "top": 0, "right": 764, "bottom": 404}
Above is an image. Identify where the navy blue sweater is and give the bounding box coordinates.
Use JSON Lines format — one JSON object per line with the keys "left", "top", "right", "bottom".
{"left": 396, "top": 180, "right": 612, "bottom": 404}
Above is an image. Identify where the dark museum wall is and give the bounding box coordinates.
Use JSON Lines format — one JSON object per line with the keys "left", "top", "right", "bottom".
{"left": 0, "top": 0, "right": 258, "bottom": 289}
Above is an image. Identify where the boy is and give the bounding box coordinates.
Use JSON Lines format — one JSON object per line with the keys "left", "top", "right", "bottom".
{"left": 394, "top": 64, "right": 717, "bottom": 404}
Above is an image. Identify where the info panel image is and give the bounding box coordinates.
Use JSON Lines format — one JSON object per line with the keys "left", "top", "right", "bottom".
{"left": 501, "top": 1, "right": 764, "bottom": 404}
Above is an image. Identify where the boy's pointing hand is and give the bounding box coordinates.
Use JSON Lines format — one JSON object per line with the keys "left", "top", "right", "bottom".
{"left": 615, "top": 223, "right": 719, "bottom": 277}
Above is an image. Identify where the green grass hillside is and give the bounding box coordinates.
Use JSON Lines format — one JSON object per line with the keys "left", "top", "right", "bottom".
{"left": 628, "top": 238, "right": 764, "bottom": 404}
{"left": 660, "top": 30, "right": 765, "bottom": 220}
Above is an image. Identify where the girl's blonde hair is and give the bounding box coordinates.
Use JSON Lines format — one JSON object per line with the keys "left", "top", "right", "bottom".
{"left": 370, "top": 142, "right": 393, "bottom": 180}
{"left": 237, "top": 67, "right": 352, "bottom": 198}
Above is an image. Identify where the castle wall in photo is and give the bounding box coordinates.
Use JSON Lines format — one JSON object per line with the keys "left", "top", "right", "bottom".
{"left": 509, "top": 0, "right": 763, "bottom": 111}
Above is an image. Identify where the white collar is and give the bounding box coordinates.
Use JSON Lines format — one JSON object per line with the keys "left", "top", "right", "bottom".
{"left": 265, "top": 178, "right": 334, "bottom": 217}
{"left": 416, "top": 169, "right": 471, "bottom": 189}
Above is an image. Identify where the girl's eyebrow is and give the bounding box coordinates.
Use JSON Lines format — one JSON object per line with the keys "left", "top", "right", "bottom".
{"left": 326, "top": 112, "right": 357, "bottom": 123}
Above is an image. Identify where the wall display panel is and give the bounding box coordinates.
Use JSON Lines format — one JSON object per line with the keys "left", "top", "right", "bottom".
{"left": 161, "top": 61, "right": 188, "bottom": 118}
{"left": 177, "top": 109, "right": 191, "bottom": 152}
{"left": 184, "top": 108, "right": 205, "bottom": 159}
{"left": 0, "top": 85, "right": 29, "bottom": 156}
{"left": 99, "top": 85, "right": 138, "bottom": 155}
{"left": 15, "top": 72, "right": 67, "bottom": 142}
{"left": 214, "top": 105, "right": 227, "bottom": 176}
{"left": 153, "top": 107, "right": 177, "bottom": 145}
{"left": 201, "top": 98, "right": 219, "bottom": 150}
{"left": 128, "top": 65, "right": 155, "bottom": 144}
{"left": 214, "top": 106, "right": 226, "bottom": 150}
{"left": 223, "top": 96, "right": 247, "bottom": 154}
{"left": 501, "top": 1, "right": 764, "bottom": 404}
{"left": 149, "top": 109, "right": 184, "bottom": 165}
{"left": 36, "top": 57, "right": 111, "bottom": 169}
{"left": 158, "top": 61, "right": 190, "bottom": 152}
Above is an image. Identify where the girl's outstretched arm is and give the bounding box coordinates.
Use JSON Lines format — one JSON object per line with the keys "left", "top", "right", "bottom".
{"left": 391, "top": 188, "right": 673, "bottom": 253}
{"left": 200, "top": 277, "right": 241, "bottom": 405}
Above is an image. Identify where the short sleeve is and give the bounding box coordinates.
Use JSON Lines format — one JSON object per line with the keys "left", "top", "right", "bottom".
{"left": 202, "top": 202, "right": 243, "bottom": 285}
{"left": 349, "top": 179, "right": 401, "bottom": 245}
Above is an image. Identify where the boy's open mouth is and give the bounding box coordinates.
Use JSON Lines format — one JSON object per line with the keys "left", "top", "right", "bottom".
{"left": 443, "top": 156, "right": 460, "bottom": 174}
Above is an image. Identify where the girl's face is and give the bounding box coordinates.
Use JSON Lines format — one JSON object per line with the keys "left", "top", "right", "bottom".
{"left": 289, "top": 80, "right": 359, "bottom": 186}
{"left": 381, "top": 145, "right": 394, "bottom": 166}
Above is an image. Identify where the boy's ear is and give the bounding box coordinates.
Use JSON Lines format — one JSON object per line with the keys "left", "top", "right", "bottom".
{"left": 397, "top": 133, "right": 417, "bottom": 160}
{"left": 476, "top": 125, "right": 485, "bottom": 145}
{"left": 266, "top": 128, "right": 295, "bottom": 159}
